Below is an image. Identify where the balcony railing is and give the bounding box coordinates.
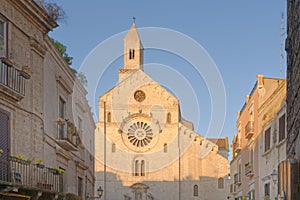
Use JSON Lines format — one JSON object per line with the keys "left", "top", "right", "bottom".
{"left": 234, "top": 173, "right": 241, "bottom": 185}
{"left": 234, "top": 138, "right": 242, "bottom": 153}
{"left": 0, "top": 59, "right": 30, "bottom": 100}
{"left": 0, "top": 156, "right": 62, "bottom": 192}
{"left": 56, "top": 121, "right": 80, "bottom": 151}
{"left": 245, "top": 121, "right": 254, "bottom": 139}
{"left": 245, "top": 162, "right": 254, "bottom": 177}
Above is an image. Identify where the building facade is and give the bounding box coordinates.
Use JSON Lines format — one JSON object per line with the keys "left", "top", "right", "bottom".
{"left": 286, "top": 0, "right": 300, "bottom": 199}
{"left": 257, "top": 78, "right": 286, "bottom": 199}
{"left": 95, "top": 23, "right": 229, "bottom": 200}
{"left": 0, "top": 0, "right": 95, "bottom": 199}
{"left": 230, "top": 75, "right": 286, "bottom": 200}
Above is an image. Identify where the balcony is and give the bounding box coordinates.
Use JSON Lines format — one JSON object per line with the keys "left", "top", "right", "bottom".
{"left": 0, "top": 58, "right": 30, "bottom": 101}
{"left": 234, "top": 138, "right": 242, "bottom": 153}
{"left": 0, "top": 156, "right": 62, "bottom": 192}
{"left": 245, "top": 162, "right": 254, "bottom": 177}
{"left": 56, "top": 121, "right": 80, "bottom": 151}
{"left": 234, "top": 173, "right": 241, "bottom": 186}
{"left": 245, "top": 121, "right": 254, "bottom": 139}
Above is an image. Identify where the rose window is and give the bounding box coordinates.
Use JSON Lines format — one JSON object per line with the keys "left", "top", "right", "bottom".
{"left": 127, "top": 121, "right": 153, "bottom": 147}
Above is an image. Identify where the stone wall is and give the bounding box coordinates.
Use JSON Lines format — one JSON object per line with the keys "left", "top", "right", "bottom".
{"left": 286, "top": 0, "right": 300, "bottom": 158}
{"left": 0, "top": 0, "right": 95, "bottom": 198}
{"left": 286, "top": 0, "right": 300, "bottom": 198}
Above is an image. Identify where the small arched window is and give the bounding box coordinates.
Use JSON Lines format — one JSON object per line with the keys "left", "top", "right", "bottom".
{"left": 107, "top": 112, "right": 111, "bottom": 123}
{"left": 193, "top": 185, "right": 198, "bottom": 196}
{"left": 112, "top": 143, "right": 116, "bottom": 153}
{"left": 129, "top": 49, "right": 132, "bottom": 59}
{"left": 164, "top": 143, "right": 167, "bottom": 153}
{"left": 218, "top": 177, "right": 224, "bottom": 189}
{"left": 167, "top": 112, "right": 171, "bottom": 124}
{"left": 134, "top": 160, "right": 139, "bottom": 176}
{"left": 132, "top": 49, "right": 135, "bottom": 59}
{"left": 141, "top": 160, "right": 145, "bottom": 176}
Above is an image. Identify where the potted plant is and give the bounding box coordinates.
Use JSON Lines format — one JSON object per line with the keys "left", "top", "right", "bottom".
{"left": 57, "top": 118, "right": 66, "bottom": 125}
{"left": 58, "top": 168, "right": 65, "bottom": 175}
{"left": 35, "top": 158, "right": 45, "bottom": 168}
{"left": 52, "top": 166, "right": 60, "bottom": 175}
{"left": 10, "top": 154, "right": 30, "bottom": 164}
{"left": 264, "top": 196, "right": 270, "bottom": 200}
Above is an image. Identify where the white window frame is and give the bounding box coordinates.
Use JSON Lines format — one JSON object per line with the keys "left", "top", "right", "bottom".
{"left": 0, "top": 16, "right": 7, "bottom": 58}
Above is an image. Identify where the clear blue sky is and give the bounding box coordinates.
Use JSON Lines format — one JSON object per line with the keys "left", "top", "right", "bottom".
{"left": 49, "top": 1, "right": 286, "bottom": 146}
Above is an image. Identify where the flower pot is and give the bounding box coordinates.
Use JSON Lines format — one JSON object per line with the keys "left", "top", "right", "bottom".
{"left": 36, "top": 163, "right": 45, "bottom": 169}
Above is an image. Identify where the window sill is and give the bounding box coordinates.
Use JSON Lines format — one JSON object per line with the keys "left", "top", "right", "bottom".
{"left": 262, "top": 148, "right": 272, "bottom": 157}
{"left": 276, "top": 138, "right": 286, "bottom": 148}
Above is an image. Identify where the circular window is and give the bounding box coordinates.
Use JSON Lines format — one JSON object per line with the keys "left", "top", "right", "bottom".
{"left": 127, "top": 121, "right": 153, "bottom": 147}
{"left": 134, "top": 90, "right": 146, "bottom": 102}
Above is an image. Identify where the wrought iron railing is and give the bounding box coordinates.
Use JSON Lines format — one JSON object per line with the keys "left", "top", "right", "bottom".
{"left": 58, "top": 121, "right": 80, "bottom": 146}
{"left": 0, "top": 59, "right": 30, "bottom": 96}
{"left": 234, "top": 138, "right": 242, "bottom": 153}
{"left": 56, "top": 120, "right": 81, "bottom": 151}
{"left": 0, "top": 156, "right": 63, "bottom": 192}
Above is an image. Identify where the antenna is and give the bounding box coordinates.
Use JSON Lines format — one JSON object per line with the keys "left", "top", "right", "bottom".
{"left": 280, "top": 12, "right": 285, "bottom": 78}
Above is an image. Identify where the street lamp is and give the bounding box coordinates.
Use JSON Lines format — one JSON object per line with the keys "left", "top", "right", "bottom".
{"left": 86, "top": 186, "right": 103, "bottom": 199}
{"left": 97, "top": 186, "right": 104, "bottom": 198}
{"left": 271, "top": 169, "right": 278, "bottom": 184}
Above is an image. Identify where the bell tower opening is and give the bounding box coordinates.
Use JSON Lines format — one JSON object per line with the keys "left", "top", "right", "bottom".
{"left": 124, "top": 23, "right": 144, "bottom": 70}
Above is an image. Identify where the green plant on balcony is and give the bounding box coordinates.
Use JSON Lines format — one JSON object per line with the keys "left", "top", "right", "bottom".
{"left": 10, "top": 154, "right": 32, "bottom": 164}
{"left": 35, "top": 158, "right": 45, "bottom": 168}
{"left": 26, "top": 158, "right": 33, "bottom": 163}
{"left": 264, "top": 196, "right": 270, "bottom": 200}
{"left": 0, "top": 149, "right": 3, "bottom": 155}
{"left": 58, "top": 168, "right": 65, "bottom": 175}
{"left": 57, "top": 118, "right": 66, "bottom": 125}
{"left": 67, "top": 121, "right": 79, "bottom": 145}
{"left": 51, "top": 166, "right": 65, "bottom": 175}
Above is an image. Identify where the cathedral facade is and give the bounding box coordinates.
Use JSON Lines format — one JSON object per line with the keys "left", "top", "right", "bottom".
{"left": 95, "top": 23, "right": 229, "bottom": 200}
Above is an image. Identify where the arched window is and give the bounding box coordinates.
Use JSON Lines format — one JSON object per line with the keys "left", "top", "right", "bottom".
{"left": 132, "top": 49, "right": 135, "bottom": 59}
{"left": 129, "top": 49, "right": 132, "bottom": 59}
{"left": 135, "top": 160, "right": 139, "bottom": 176}
{"left": 164, "top": 143, "right": 167, "bottom": 153}
{"left": 218, "top": 177, "right": 224, "bottom": 189}
{"left": 112, "top": 143, "right": 116, "bottom": 153}
{"left": 167, "top": 112, "right": 171, "bottom": 124}
{"left": 193, "top": 185, "right": 198, "bottom": 196}
{"left": 141, "top": 160, "right": 145, "bottom": 176}
{"left": 107, "top": 112, "right": 111, "bottom": 123}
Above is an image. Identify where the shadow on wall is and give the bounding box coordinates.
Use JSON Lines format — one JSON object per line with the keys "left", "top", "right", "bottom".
{"left": 95, "top": 171, "right": 229, "bottom": 200}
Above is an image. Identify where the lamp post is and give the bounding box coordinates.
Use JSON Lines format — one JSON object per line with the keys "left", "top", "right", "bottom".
{"left": 86, "top": 186, "right": 103, "bottom": 199}
{"left": 271, "top": 169, "right": 278, "bottom": 184}
{"left": 271, "top": 169, "right": 278, "bottom": 200}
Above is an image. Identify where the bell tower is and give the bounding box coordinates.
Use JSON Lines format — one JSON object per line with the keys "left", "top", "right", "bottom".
{"left": 124, "top": 23, "right": 144, "bottom": 70}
